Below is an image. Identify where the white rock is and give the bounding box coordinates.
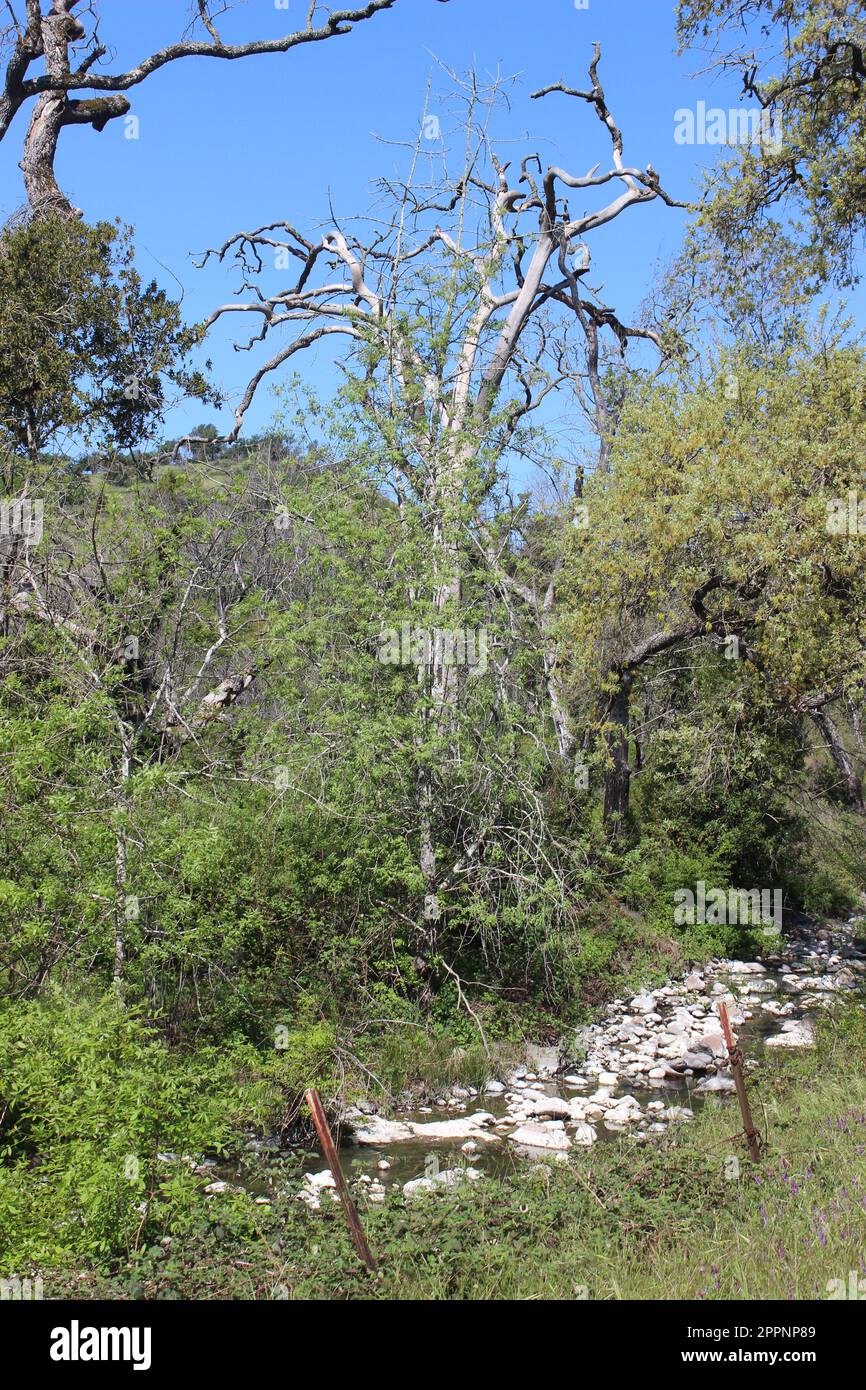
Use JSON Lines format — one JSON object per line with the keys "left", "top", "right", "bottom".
{"left": 606, "top": 1104, "right": 642, "bottom": 1127}
{"left": 404, "top": 1165, "right": 482, "bottom": 1198}
{"left": 305, "top": 1169, "right": 337, "bottom": 1189}
{"left": 508, "top": 1123, "right": 572, "bottom": 1151}
{"left": 350, "top": 1116, "right": 415, "bottom": 1145}
{"left": 571, "top": 1123, "right": 597, "bottom": 1146}
{"left": 696, "top": 1074, "right": 736, "bottom": 1093}
{"left": 525, "top": 1093, "right": 573, "bottom": 1120}
{"left": 402, "top": 1176, "right": 436, "bottom": 1198}
{"left": 765, "top": 1020, "right": 815, "bottom": 1048}
{"left": 438, "top": 1165, "right": 481, "bottom": 1186}
{"left": 407, "top": 1112, "right": 499, "bottom": 1142}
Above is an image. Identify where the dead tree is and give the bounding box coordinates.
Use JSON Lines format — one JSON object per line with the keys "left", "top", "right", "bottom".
{"left": 0, "top": 0, "right": 406, "bottom": 217}
{"left": 199, "top": 48, "right": 682, "bottom": 920}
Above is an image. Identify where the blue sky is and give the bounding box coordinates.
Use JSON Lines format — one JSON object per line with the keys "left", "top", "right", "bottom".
{"left": 1, "top": 0, "right": 857, "bottom": 443}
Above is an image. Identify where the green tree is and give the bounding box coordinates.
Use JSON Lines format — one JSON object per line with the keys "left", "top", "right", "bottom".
{"left": 678, "top": 0, "right": 866, "bottom": 283}
{"left": 559, "top": 328, "right": 866, "bottom": 830}
{"left": 0, "top": 215, "right": 213, "bottom": 466}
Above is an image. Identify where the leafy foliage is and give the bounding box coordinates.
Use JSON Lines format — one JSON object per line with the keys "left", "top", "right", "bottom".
{"left": 0, "top": 215, "right": 213, "bottom": 461}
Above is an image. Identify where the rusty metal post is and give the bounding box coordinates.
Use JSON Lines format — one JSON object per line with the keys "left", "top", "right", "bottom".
{"left": 717, "top": 1001, "right": 761, "bottom": 1162}
{"left": 304, "top": 1087, "right": 378, "bottom": 1272}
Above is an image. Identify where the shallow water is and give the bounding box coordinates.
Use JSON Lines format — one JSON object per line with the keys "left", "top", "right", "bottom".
{"left": 212, "top": 920, "right": 864, "bottom": 1199}
{"left": 315, "top": 968, "right": 791, "bottom": 1187}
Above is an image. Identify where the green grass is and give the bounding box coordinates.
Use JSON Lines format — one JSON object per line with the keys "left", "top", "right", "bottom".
{"left": 33, "top": 1000, "right": 866, "bottom": 1301}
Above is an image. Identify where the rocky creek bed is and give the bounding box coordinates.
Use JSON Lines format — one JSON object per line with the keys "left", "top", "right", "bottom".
{"left": 196, "top": 913, "right": 865, "bottom": 1209}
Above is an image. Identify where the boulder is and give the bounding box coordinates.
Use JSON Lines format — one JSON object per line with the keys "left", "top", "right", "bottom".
{"left": 665, "top": 1106, "right": 695, "bottom": 1122}
{"left": 764, "top": 1020, "right": 815, "bottom": 1048}
{"left": 408, "top": 1112, "right": 499, "bottom": 1142}
{"left": 305, "top": 1169, "right": 337, "bottom": 1189}
{"left": 699, "top": 1031, "right": 727, "bottom": 1057}
{"left": 402, "top": 1165, "right": 482, "bottom": 1199}
{"left": 695, "top": 1074, "right": 736, "bottom": 1093}
{"left": 605, "top": 1105, "right": 641, "bottom": 1127}
{"left": 350, "top": 1116, "right": 415, "bottom": 1145}
{"left": 679, "top": 1048, "right": 716, "bottom": 1073}
{"left": 508, "top": 1123, "right": 572, "bottom": 1151}
{"left": 525, "top": 1093, "right": 573, "bottom": 1121}
{"left": 571, "top": 1123, "right": 597, "bottom": 1146}
{"left": 402, "top": 1176, "right": 436, "bottom": 1198}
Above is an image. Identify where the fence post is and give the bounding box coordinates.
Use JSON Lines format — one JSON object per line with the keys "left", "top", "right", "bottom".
{"left": 304, "top": 1087, "right": 378, "bottom": 1272}
{"left": 717, "top": 1001, "right": 761, "bottom": 1162}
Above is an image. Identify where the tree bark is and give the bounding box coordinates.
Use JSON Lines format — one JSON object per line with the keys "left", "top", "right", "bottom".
{"left": 19, "top": 3, "right": 82, "bottom": 216}
{"left": 810, "top": 704, "right": 865, "bottom": 812}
